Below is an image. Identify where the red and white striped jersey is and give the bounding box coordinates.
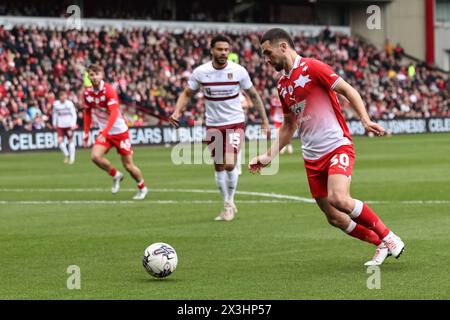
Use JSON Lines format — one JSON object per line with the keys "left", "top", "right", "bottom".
{"left": 83, "top": 81, "right": 128, "bottom": 135}
{"left": 278, "top": 55, "right": 352, "bottom": 160}
{"left": 188, "top": 61, "right": 253, "bottom": 126}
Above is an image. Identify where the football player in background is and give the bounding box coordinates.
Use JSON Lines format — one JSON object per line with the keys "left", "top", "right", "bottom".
{"left": 83, "top": 64, "right": 148, "bottom": 200}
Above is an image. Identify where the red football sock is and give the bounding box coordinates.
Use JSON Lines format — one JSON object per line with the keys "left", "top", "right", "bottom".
{"left": 109, "top": 168, "right": 117, "bottom": 177}
{"left": 352, "top": 200, "right": 390, "bottom": 239}
{"left": 137, "top": 180, "right": 146, "bottom": 189}
{"left": 346, "top": 221, "right": 382, "bottom": 246}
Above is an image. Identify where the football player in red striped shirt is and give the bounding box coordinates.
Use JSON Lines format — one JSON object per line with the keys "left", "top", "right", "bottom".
{"left": 83, "top": 64, "right": 148, "bottom": 200}
{"left": 250, "top": 28, "right": 404, "bottom": 266}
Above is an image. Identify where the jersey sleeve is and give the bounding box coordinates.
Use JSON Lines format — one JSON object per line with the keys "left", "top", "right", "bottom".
{"left": 103, "top": 86, "right": 120, "bottom": 135}
{"left": 277, "top": 85, "right": 291, "bottom": 114}
{"left": 239, "top": 67, "right": 253, "bottom": 90}
{"left": 105, "top": 85, "right": 120, "bottom": 108}
{"left": 83, "top": 90, "right": 91, "bottom": 109}
{"left": 187, "top": 68, "right": 201, "bottom": 91}
{"left": 309, "top": 59, "right": 342, "bottom": 90}
{"left": 83, "top": 107, "right": 92, "bottom": 134}
{"left": 52, "top": 103, "right": 57, "bottom": 127}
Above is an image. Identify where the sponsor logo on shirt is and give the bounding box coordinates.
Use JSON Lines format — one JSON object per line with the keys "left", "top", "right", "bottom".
{"left": 289, "top": 100, "right": 305, "bottom": 114}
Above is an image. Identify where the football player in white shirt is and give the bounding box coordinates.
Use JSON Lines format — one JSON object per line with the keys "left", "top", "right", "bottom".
{"left": 170, "top": 35, "right": 270, "bottom": 221}
{"left": 52, "top": 91, "right": 77, "bottom": 164}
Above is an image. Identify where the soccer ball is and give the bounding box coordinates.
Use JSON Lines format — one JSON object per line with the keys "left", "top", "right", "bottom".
{"left": 142, "top": 242, "right": 178, "bottom": 278}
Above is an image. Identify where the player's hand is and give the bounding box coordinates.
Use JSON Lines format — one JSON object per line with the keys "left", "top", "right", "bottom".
{"left": 97, "top": 131, "right": 106, "bottom": 143}
{"left": 83, "top": 133, "right": 89, "bottom": 148}
{"left": 169, "top": 111, "right": 181, "bottom": 128}
{"left": 261, "top": 121, "right": 271, "bottom": 139}
{"left": 248, "top": 154, "right": 272, "bottom": 174}
{"left": 363, "top": 120, "right": 385, "bottom": 136}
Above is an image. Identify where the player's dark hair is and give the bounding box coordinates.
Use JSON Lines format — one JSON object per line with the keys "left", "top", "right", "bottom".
{"left": 210, "top": 35, "right": 231, "bottom": 48}
{"left": 260, "top": 28, "right": 295, "bottom": 49}
{"left": 58, "top": 90, "right": 66, "bottom": 97}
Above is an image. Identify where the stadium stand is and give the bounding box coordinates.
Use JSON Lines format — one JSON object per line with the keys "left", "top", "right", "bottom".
{"left": 0, "top": 24, "right": 448, "bottom": 132}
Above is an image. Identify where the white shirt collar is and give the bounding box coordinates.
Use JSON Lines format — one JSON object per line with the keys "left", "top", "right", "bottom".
{"left": 94, "top": 80, "right": 104, "bottom": 92}
{"left": 285, "top": 55, "right": 302, "bottom": 79}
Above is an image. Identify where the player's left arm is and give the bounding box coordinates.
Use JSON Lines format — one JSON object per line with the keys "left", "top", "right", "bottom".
{"left": 51, "top": 103, "right": 57, "bottom": 129}
{"left": 69, "top": 101, "right": 78, "bottom": 129}
{"left": 102, "top": 88, "right": 120, "bottom": 136}
{"left": 244, "top": 86, "right": 270, "bottom": 136}
{"left": 333, "top": 80, "right": 385, "bottom": 136}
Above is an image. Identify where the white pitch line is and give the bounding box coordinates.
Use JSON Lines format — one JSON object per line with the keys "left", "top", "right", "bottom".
{"left": 0, "top": 188, "right": 315, "bottom": 203}
{"left": 0, "top": 188, "right": 449, "bottom": 204}
{"left": 0, "top": 200, "right": 299, "bottom": 205}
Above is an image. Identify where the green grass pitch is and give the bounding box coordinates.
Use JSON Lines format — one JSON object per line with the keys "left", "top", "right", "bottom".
{"left": 1, "top": 133, "right": 450, "bottom": 299}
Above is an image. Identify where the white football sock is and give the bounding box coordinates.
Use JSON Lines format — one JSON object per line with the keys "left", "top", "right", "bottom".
{"left": 226, "top": 167, "right": 239, "bottom": 203}
{"left": 350, "top": 199, "right": 364, "bottom": 219}
{"left": 344, "top": 220, "right": 357, "bottom": 234}
{"left": 215, "top": 170, "right": 228, "bottom": 204}
{"left": 236, "top": 149, "right": 242, "bottom": 175}
{"left": 287, "top": 144, "right": 294, "bottom": 154}
{"left": 68, "top": 142, "right": 76, "bottom": 162}
{"left": 59, "top": 143, "right": 69, "bottom": 157}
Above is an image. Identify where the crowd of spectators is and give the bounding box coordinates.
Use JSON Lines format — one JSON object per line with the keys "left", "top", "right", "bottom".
{"left": 0, "top": 24, "right": 448, "bottom": 132}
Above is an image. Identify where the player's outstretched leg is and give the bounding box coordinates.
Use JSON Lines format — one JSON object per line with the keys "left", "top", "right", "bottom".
{"left": 327, "top": 174, "right": 405, "bottom": 260}
{"left": 110, "top": 168, "right": 124, "bottom": 194}
{"left": 91, "top": 145, "right": 124, "bottom": 194}
{"left": 121, "top": 154, "right": 148, "bottom": 200}
{"left": 315, "top": 197, "right": 390, "bottom": 265}
{"left": 350, "top": 199, "right": 405, "bottom": 259}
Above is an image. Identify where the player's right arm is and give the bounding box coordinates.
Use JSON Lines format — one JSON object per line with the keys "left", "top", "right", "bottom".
{"left": 170, "top": 69, "right": 200, "bottom": 127}
{"left": 169, "top": 87, "right": 194, "bottom": 128}
{"left": 249, "top": 89, "right": 296, "bottom": 174}
{"left": 310, "top": 58, "right": 385, "bottom": 136}
{"left": 333, "top": 79, "right": 385, "bottom": 136}
{"left": 248, "top": 112, "right": 296, "bottom": 174}
{"left": 83, "top": 93, "right": 92, "bottom": 148}
{"left": 51, "top": 103, "right": 57, "bottom": 129}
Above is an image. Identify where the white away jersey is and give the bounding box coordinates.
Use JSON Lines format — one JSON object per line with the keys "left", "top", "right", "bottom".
{"left": 188, "top": 61, "right": 253, "bottom": 126}
{"left": 52, "top": 99, "right": 77, "bottom": 128}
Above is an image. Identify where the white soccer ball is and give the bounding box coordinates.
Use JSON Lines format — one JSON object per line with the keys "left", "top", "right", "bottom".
{"left": 142, "top": 242, "right": 178, "bottom": 278}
